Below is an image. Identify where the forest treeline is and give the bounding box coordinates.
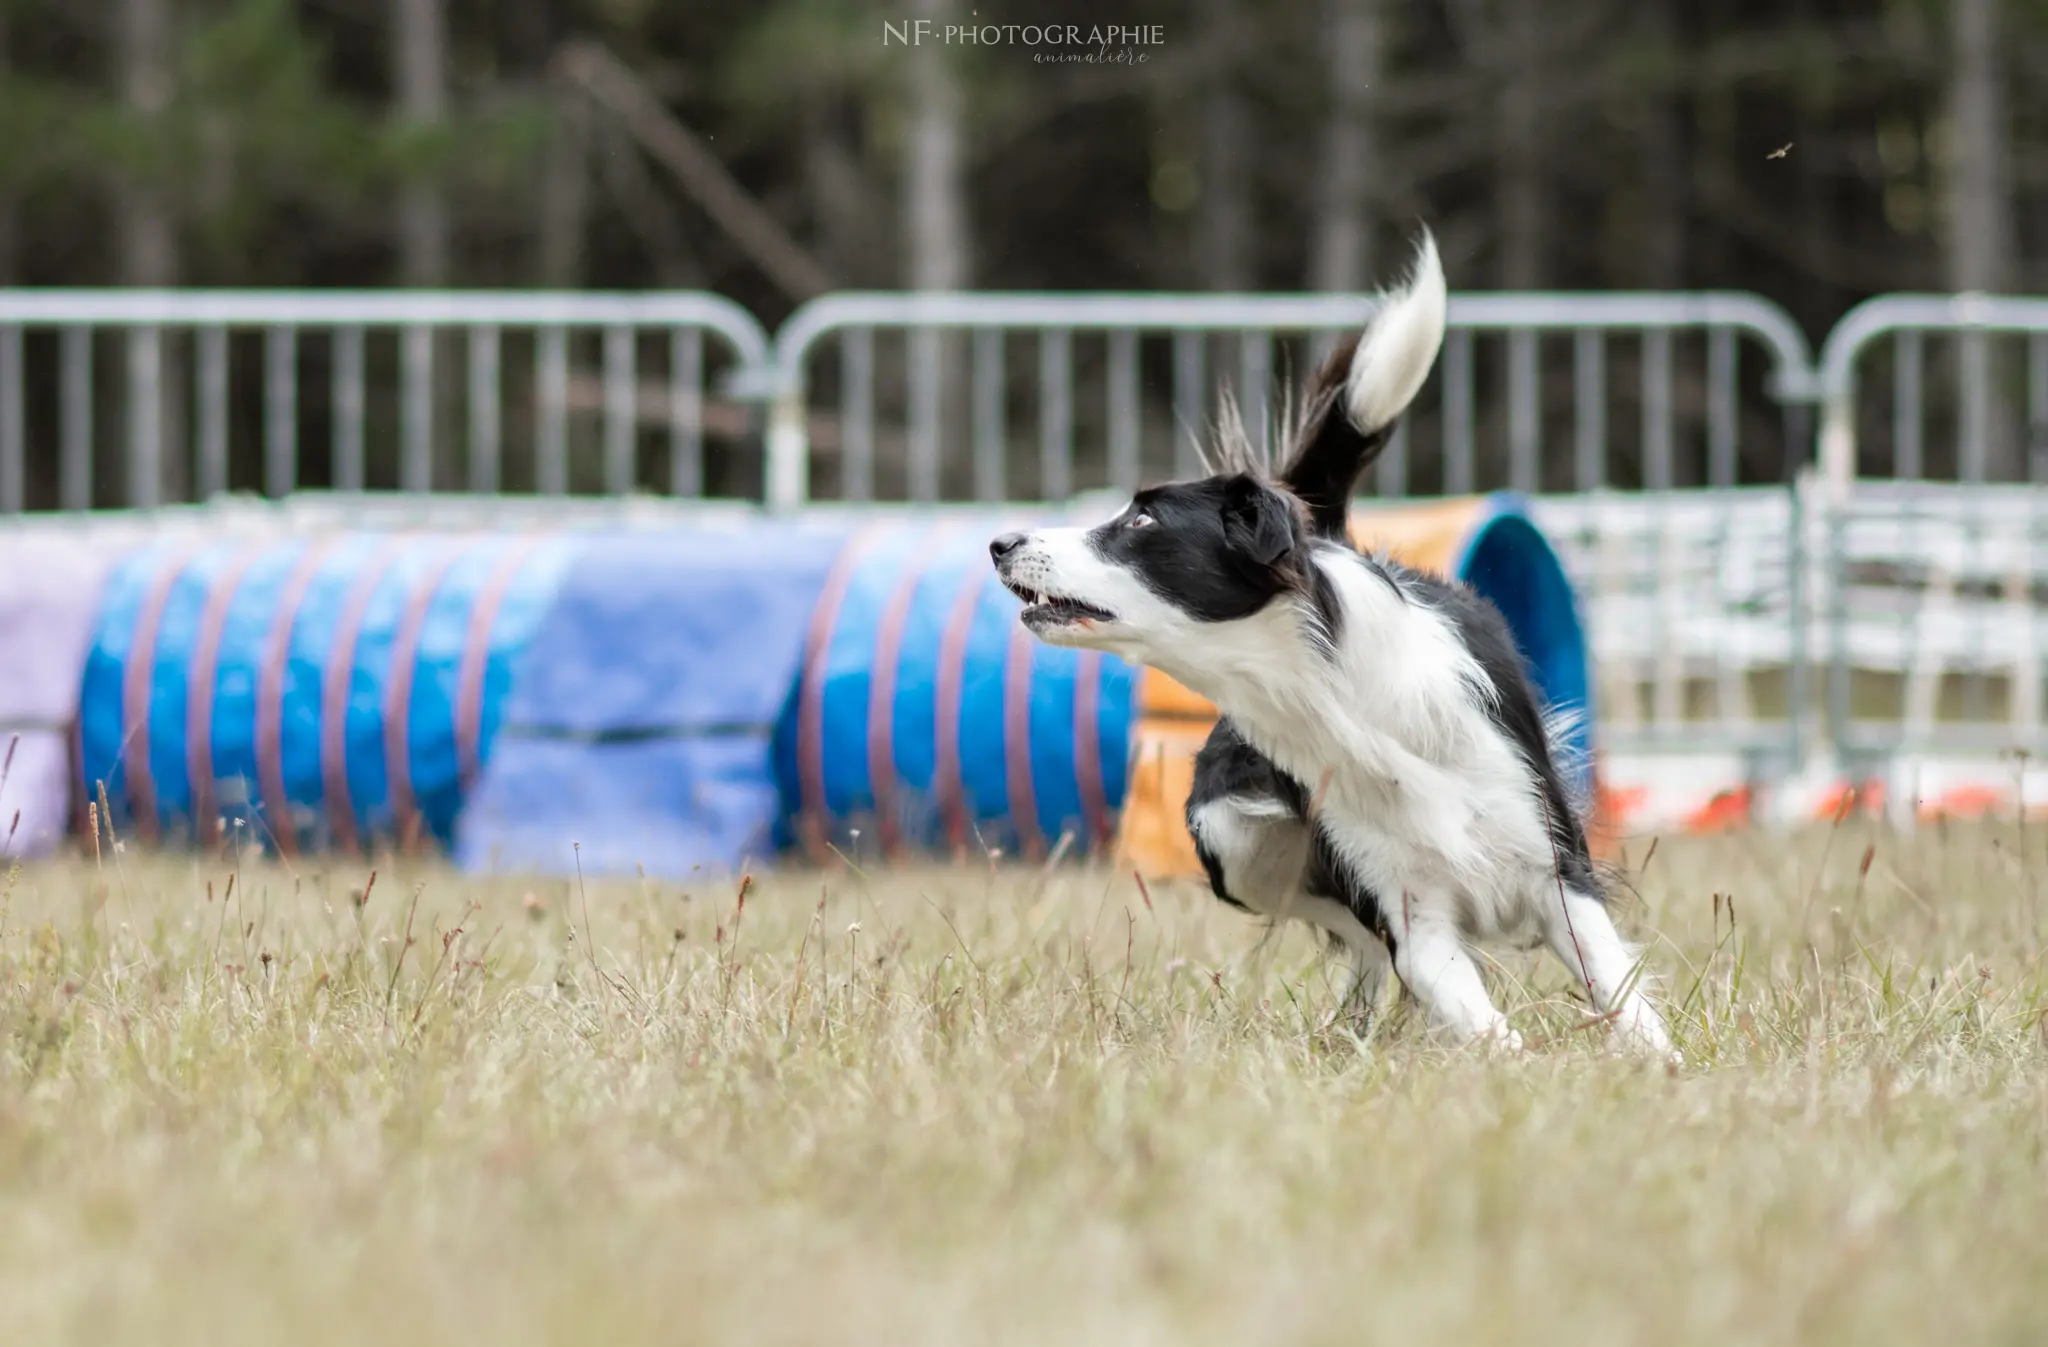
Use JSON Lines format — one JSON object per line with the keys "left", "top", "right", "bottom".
{"left": 1, "top": 0, "right": 2040, "bottom": 341}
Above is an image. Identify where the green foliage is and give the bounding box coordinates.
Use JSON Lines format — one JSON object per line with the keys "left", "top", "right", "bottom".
{"left": 0, "top": 0, "right": 2045, "bottom": 297}
{"left": 720, "top": 0, "right": 893, "bottom": 123}
{"left": 0, "top": 74, "right": 89, "bottom": 192}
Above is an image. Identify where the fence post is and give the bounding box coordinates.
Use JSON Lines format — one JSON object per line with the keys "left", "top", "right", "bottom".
{"left": 126, "top": 327, "right": 163, "bottom": 509}
{"left": 765, "top": 374, "right": 808, "bottom": 511}
{"left": 1818, "top": 384, "right": 1857, "bottom": 500}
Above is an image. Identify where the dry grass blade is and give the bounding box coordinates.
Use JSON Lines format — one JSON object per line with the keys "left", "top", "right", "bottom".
{"left": 381, "top": 882, "right": 424, "bottom": 1029}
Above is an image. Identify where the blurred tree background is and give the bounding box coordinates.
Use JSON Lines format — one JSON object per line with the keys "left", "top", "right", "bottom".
{"left": 0, "top": 0, "right": 2041, "bottom": 340}
{"left": 0, "top": 0, "right": 2043, "bottom": 502}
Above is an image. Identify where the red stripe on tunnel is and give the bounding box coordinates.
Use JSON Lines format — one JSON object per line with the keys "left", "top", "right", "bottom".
{"left": 866, "top": 525, "right": 961, "bottom": 861}
{"left": 385, "top": 540, "right": 472, "bottom": 855}
{"left": 933, "top": 567, "right": 987, "bottom": 858}
{"left": 1073, "top": 651, "right": 1112, "bottom": 851}
{"left": 455, "top": 534, "right": 552, "bottom": 796}
{"left": 121, "top": 543, "right": 210, "bottom": 844}
{"left": 796, "top": 525, "right": 888, "bottom": 864}
{"left": 1002, "top": 619, "right": 1043, "bottom": 862}
{"left": 256, "top": 538, "right": 346, "bottom": 858}
{"left": 186, "top": 543, "right": 273, "bottom": 847}
{"left": 319, "top": 536, "right": 416, "bottom": 855}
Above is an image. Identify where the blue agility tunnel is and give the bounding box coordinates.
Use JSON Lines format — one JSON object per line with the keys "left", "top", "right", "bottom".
{"left": 770, "top": 520, "right": 1138, "bottom": 864}
{"left": 79, "top": 533, "right": 574, "bottom": 853}
{"left": 1429, "top": 495, "right": 1595, "bottom": 794}
{"left": 455, "top": 522, "right": 850, "bottom": 878}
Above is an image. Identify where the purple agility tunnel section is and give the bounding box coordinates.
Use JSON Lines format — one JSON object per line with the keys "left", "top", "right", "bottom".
{"left": 0, "top": 534, "right": 120, "bottom": 859}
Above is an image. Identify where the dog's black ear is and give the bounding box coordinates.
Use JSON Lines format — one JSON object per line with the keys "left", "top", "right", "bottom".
{"left": 1219, "top": 475, "right": 1297, "bottom": 570}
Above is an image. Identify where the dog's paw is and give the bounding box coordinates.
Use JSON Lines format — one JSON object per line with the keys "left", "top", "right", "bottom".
{"left": 1476, "top": 1021, "right": 1526, "bottom": 1056}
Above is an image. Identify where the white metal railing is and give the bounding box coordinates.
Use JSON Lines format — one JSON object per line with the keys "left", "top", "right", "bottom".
{"left": 17, "top": 285, "right": 2048, "bottom": 510}
{"left": 0, "top": 286, "right": 1826, "bottom": 513}
{"left": 1532, "top": 487, "right": 1809, "bottom": 760}
{"left": 1808, "top": 298, "right": 2048, "bottom": 759}
{"left": 0, "top": 290, "right": 769, "bottom": 511}
{"left": 764, "top": 290, "right": 1818, "bottom": 510}
{"left": 1816, "top": 293, "right": 2048, "bottom": 492}
{"left": 1816, "top": 481, "right": 2048, "bottom": 759}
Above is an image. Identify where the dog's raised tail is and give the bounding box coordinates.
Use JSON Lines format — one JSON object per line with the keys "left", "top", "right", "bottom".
{"left": 1281, "top": 230, "right": 1448, "bottom": 537}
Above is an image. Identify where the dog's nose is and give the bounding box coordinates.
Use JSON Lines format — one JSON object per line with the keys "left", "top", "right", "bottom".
{"left": 989, "top": 532, "right": 1027, "bottom": 563}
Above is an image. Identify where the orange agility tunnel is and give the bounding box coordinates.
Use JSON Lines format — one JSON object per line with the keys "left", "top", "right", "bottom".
{"left": 1115, "top": 492, "right": 1597, "bottom": 878}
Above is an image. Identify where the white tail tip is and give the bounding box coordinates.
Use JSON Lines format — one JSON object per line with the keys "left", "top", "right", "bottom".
{"left": 1344, "top": 229, "right": 1449, "bottom": 435}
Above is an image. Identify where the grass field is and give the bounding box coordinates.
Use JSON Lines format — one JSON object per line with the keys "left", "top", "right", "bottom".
{"left": 1, "top": 824, "right": 2045, "bottom": 1345}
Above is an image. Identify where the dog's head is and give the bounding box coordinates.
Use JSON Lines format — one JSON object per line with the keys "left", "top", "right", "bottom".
{"left": 991, "top": 227, "right": 1448, "bottom": 678}
{"left": 988, "top": 473, "right": 1314, "bottom": 668}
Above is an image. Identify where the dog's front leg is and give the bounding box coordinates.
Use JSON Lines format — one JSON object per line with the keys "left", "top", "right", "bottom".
{"left": 1537, "top": 882, "right": 1679, "bottom": 1063}
{"left": 1387, "top": 895, "right": 1522, "bottom": 1052}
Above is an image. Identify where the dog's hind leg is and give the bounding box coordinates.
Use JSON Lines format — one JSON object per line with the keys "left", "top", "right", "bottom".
{"left": 1537, "top": 884, "right": 1676, "bottom": 1061}
{"left": 1188, "top": 719, "right": 1401, "bottom": 1025}
{"left": 1187, "top": 718, "right": 1314, "bottom": 917}
{"left": 1332, "top": 931, "right": 1392, "bottom": 1022}
{"left": 1189, "top": 792, "right": 1312, "bottom": 917}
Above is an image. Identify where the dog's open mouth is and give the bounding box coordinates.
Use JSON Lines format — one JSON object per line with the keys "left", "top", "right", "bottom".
{"left": 1001, "top": 578, "right": 1116, "bottom": 628}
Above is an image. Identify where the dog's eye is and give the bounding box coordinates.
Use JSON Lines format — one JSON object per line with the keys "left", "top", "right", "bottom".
{"left": 1127, "top": 512, "right": 1155, "bottom": 529}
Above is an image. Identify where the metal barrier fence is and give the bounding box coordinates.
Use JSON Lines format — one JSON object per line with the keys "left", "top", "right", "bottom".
{"left": 1529, "top": 487, "right": 1811, "bottom": 765}
{"left": 1811, "top": 298, "right": 2048, "bottom": 764}
{"left": 765, "top": 291, "right": 1818, "bottom": 510}
{"left": 20, "top": 285, "right": 2048, "bottom": 506}
{"left": 1817, "top": 482, "right": 2048, "bottom": 762}
{"left": 0, "top": 291, "right": 768, "bottom": 512}
{"left": 1817, "top": 293, "right": 2048, "bottom": 491}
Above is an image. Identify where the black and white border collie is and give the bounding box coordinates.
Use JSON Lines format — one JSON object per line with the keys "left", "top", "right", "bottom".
{"left": 990, "top": 232, "right": 1674, "bottom": 1059}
